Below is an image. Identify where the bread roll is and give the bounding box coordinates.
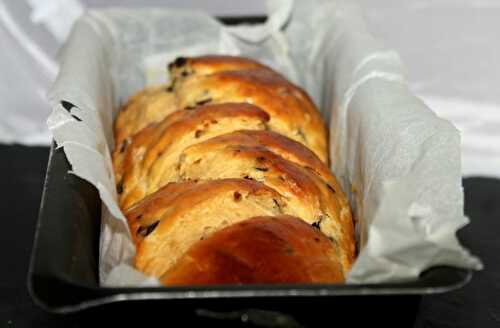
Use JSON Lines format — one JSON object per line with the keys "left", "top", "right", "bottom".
{"left": 161, "top": 216, "right": 345, "bottom": 285}
{"left": 174, "top": 68, "right": 328, "bottom": 162}
{"left": 125, "top": 179, "right": 286, "bottom": 277}
{"left": 178, "top": 142, "right": 354, "bottom": 272}
{"left": 114, "top": 103, "right": 269, "bottom": 209}
{"left": 179, "top": 129, "right": 342, "bottom": 193}
{"left": 113, "top": 55, "right": 327, "bottom": 163}
{"left": 114, "top": 56, "right": 272, "bottom": 152}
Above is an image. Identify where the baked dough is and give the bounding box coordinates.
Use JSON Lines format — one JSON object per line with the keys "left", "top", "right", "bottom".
{"left": 178, "top": 142, "right": 355, "bottom": 272}
{"left": 112, "top": 55, "right": 356, "bottom": 284}
{"left": 183, "top": 130, "right": 341, "bottom": 192}
{"left": 113, "top": 55, "right": 328, "bottom": 163}
{"left": 114, "top": 55, "right": 270, "bottom": 151}
{"left": 174, "top": 68, "right": 328, "bottom": 162}
{"left": 114, "top": 103, "right": 269, "bottom": 209}
{"left": 125, "top": 179, "right": 286, "bottom": 277}
{"left": 114, "top": 85, "right": 176, "bottom": 149}
{"left": 160, "top": 216, "right": 345, "bottom": 285}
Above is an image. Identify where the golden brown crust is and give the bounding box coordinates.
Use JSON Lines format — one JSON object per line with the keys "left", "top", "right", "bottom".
{"left": 113, "top": 85, "right": 177, "bottom": 149}
{"left": 189, "top": 130, "right": 340, "bottom": 191}
{"left": 160, "top": 216, "right": 344, "bottom": 285}
{"left": 114, "top": 55, "right": 326, "bottom": 163}
{"left": 175, "top": 68, "right": 328, "bottom": 162}
{"left": 115, "top": 103, "right": 270, "bottom": 210}
{"left": 114, "top": 55, "right": 272, "bottom": 151}
{"left": 178, "top": 143, "right": 355, "bottom": 272}
{"left": 168, "top": 55, "right": 269, "bottom": 81}
{"left": 112, "top": 55, "right": 356, "bottom": 281}
{"left": 125, "top": 179, "right": 286, "bottom": 277}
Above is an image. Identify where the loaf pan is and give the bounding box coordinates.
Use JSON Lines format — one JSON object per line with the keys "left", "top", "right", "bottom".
{"left": 28, "top": 16, "right": 472, "bottom": 326}
{"left": 28, "top": 143, "right": 471, "bottom": 324}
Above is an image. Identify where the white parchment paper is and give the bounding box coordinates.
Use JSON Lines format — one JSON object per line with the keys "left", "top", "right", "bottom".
{"left": 46, "top": 0, "right": 482, "bottom": 285}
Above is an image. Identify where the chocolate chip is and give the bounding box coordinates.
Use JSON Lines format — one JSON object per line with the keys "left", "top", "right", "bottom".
{"left": 71, "top": 114, "right": 82, "bottom": 122}
{"left": 195, "top": 98, "right": 212, "bottom": 106}
{"left": 137, "top": 220, "right": 159, "bottom": 237}
{"left": 313, "top": 214, "right": 327, "bottom": 230}
{"left": 119, "top": 139, "right": 129, "bottom": 153}
{"left": 117, "top": 181, "right": 124, "bottom": 194}
{"left": 195, "top": 130, "right": 203, "bottom": 138}
{"left": 243, "top": 175, "right": 254, "bottom": 180}
{"left": 326, "top": 183, "right": 336, "bottom": 193}
{"left": 233, "top": 191, "right": 242, "bottom": 201}
{"left": 166, "top": 85, "right": 174, "bottom": 92}
{"left": 169, "top": 57, "right": 187, "bottom": 69}
{"left": 272, "top": 198, "right": 281, "bottom": 210}
{"left": 296, "top": 128, "right": 307, "bottom": 142}
{"left": 181, "top": 70, "right": 189, "bottom": 77}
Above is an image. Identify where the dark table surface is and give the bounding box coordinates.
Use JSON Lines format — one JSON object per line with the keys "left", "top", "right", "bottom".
{"left": 1, "top": 144, "right": 499, "bottom": 327}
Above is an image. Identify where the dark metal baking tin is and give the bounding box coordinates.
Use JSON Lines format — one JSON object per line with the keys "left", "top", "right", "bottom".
{"left": 28, "top": 16, "right": 472, "bottom": 325}
{"left": 28, "top": 144, "right": 472, "bottom": 320}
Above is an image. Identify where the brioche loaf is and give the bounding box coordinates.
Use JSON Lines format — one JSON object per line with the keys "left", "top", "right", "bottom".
{"left": 112, "top": 55, "right": 355, "bottom": 284}
{"left": 160, "top": 216, "right": 344, "bottom": 285}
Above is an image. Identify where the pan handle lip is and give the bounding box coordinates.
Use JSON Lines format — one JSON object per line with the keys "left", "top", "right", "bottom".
{"left": 29, "top": 260, "right": 472, "bottom": 314}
